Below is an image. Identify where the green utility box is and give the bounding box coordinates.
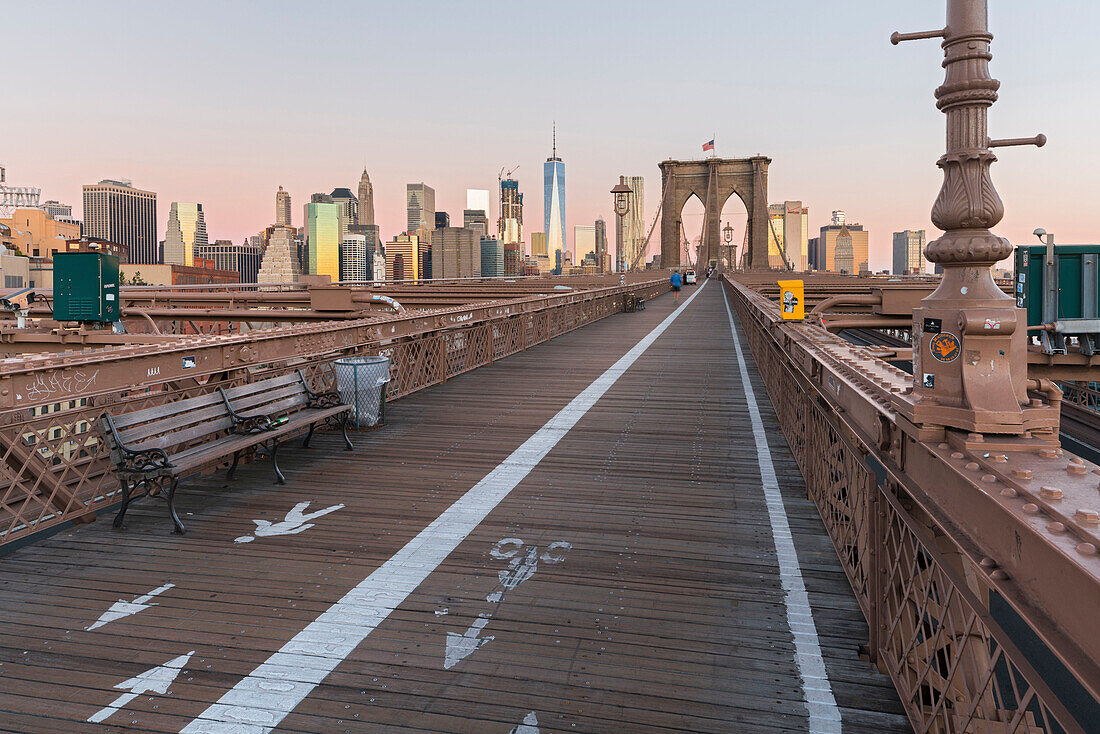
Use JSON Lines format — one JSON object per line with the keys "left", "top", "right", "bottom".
{"left": 1015, "top": 244, "right": 1100, "bottom": 354}
{"left": 53, "top": 252, "right": 121, "bottom": 323}
{"left": 1015, "top": 244, "right": 1100, "bottom": 324}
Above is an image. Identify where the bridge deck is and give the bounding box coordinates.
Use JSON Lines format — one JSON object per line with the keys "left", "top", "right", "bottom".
{"left": 0, "top": 282, "right": 910, "bottom": 733}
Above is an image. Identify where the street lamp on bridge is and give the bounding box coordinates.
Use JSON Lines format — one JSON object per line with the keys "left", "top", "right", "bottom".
{"left": 611, "top": 176, "right": 633, "bottom": 273}
{"left": 722, "top": 222, "right": 734, "bottom": 273}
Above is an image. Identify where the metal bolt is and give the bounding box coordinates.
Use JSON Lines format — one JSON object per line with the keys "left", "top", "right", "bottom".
{"left": 1047, "top": 522, "right": 1066, "bottom": 534}
{"left": 1040, "top": 487, "right": 1064, "bottom": 500}
{"left": 965, "top": 462, "right": 980, "bottom": 471}
{"left": 1011, "top": 469, "right": 1033, "bottom": 480}
{"left": 1068, "top": 464, "right": 1088, "bottom": 476}
{"left": 951, "top": 452, "right": 965, "bottom": 460}
{"left": 1076, "top": 543, "right": 1098, "bottom": 556}
{"left": 1000, "top": 487, "right": 1018, "bottom": 498}
{"left": 1074, "top": 509, "right": 1100, "bottom": 526}
{"left": 981, "top": 474, "right": 997, "bottom": 483}
{"left": 1022, "top": 503, "right": 1040, "bottom": 515}
{"left": 1039, "top": 447, "right": 1060, "bottom": 459}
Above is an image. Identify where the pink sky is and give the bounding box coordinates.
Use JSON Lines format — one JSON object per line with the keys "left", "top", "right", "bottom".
{"left": 4, "top": 1, "right": 1097, "bottom": 272}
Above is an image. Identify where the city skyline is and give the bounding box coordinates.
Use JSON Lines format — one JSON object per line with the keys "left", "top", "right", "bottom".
{"left": 3, "top": 1, "right": 1095, "bottom": 272}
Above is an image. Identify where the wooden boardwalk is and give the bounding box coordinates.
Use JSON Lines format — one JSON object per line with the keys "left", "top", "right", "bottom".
{"left": 0, "top": 281, "right": 910, "bottom": 733}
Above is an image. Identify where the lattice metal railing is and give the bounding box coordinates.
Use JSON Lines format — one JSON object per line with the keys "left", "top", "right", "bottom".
{"left": 1, "top": 284, "right": 665, "bottom": 548}
{"left": 725, "top": 277, "right": 1085, "bottom": 734}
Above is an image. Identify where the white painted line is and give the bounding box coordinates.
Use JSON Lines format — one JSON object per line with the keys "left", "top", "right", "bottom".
{"left": 87, "top": 582, "right": 175, "bottom": 631}
{"left": 88, "top": 650, "right": 194, "bottom": 724}
{"left": 180, "top": 282, "right": 707, "bottom": 734}
{"left": 721, "top": 285, "right": 842, "bottom": 734}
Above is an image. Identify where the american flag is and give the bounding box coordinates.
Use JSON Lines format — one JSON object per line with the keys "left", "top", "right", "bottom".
{"left": 702, "top": 139, "right": 715, "bottom": 152}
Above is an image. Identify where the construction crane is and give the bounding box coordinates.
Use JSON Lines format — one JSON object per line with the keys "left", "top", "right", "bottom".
{"left": 498, "top": 165, "right": 519, "bottom": 183}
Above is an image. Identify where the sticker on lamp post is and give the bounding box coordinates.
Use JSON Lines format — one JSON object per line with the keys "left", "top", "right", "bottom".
{"left": 929, "top": 333, "right": 960, "bottom": 363}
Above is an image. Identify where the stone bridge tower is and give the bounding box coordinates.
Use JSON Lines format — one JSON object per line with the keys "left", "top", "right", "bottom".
{"left": 659, "top": 156, "right": 770, "bottom": 270}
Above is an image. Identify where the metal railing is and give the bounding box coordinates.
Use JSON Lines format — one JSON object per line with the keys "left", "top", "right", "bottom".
{"left": 0, "top": 279, "right": 666, "bottom": 548}
{"left": 724, "top": 274, "right": 1088, "bottom": 734}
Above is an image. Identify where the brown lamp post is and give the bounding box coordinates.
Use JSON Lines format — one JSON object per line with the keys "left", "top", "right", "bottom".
{"left": 611, "top": 177, "right": 633, "bottom": 273}
{"left": 722, "top": 222, "right": 734, "bottom": 273}
{"left": 893, "top": 0, "right": 1050, "bottom": 434}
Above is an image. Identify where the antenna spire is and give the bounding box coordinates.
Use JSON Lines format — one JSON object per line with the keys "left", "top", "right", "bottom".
{"left": 553, "top": 122, "right": 556, "bottom": 158}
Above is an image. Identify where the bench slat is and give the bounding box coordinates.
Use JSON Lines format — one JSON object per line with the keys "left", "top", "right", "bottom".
{"left": 239, "top": 394, "right": 309, "bottom": 419}
{"left": 111, "top": 390, "right": 225, "bottom": 430}
{"left": 223, "top": 383, "right": 306, "bottom": 413}
{"left": 219, "top": 373, "right": 302, "bottom": 402}
{"left": 127, "top": 415, "right": 236, "bottom": 453}
{"left": 116, "top": 401, "right": 233, "bottom": 445}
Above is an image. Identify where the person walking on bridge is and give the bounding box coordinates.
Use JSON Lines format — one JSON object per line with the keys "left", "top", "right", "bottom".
{"left": 670, "top": 270, "right": 682, "bottom": 301}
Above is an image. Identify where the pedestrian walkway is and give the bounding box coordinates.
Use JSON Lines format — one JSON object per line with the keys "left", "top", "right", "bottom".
{"left": 0, "top": 282, "right": 910, "bottom": 733}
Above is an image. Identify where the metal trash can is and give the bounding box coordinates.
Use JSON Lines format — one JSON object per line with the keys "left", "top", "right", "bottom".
{"left": 333, "top": 356, "right": 391, "bottom": 428}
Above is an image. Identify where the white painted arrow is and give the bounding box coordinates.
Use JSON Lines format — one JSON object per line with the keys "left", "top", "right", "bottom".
{"left": 444, "top": 614, "right": 494, "bottom": 669}
{"left": 510, "top": 711, "right": 539, "bottom": 734}
{"left": 86, "top": 583, "right": 175, "bottom": 631}
{"left": 87, "top": 650, "right": 194, "bottom": 723}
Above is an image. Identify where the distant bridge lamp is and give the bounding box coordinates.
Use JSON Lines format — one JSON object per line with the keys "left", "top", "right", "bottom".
{"left": 722, "top": 222, "right": 734, "bottom": 272}
{"left": 611, "top": 176, "right": 633, "bottom": 272}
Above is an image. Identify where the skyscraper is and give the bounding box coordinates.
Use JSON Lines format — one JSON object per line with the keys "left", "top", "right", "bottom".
{"left": 544, "top": 126, "right": 565, "bottom": 262}
{"left": 530, "top": 231, "right": 547, "bottom": 258}
{"left": 464, "top": 209, "right": 489, "bottom": 239}
{"left": 357, "top": 169, "right": 374, "bottom": 227}
{"left": 431, "top": 227, "right": 481, "bottom": 279}
{"left": 480, "top": 238, "right": 504, "bottom": 278}
{"left": 197, "top": 239, "right": 261, "bottom": 282}
{"left": 163, "top": 202, "right": 208, "bottom": 266}
{"left": 330, "top": 188, "right": 358, "bottom": 230}
{"left": 893, "top": 230, "right": 927, "bottom": 275}
{"left": 624, "top": 176, "right": 645, "bottom": 270}
{"left": 406, "top": 183, "right": 436, "bottom": 236}
{"left": 819, "top": 213, "right": 869, "bottom": 274}
{"left": 435, "top": 211, "right": 450, "bottom": 229}
{"left": 466, "top": 189, "right": 490, "bottom": 220}
{"left": 574, "top": 224, "right": 595, "bottom": 263}
{"left": 764, "top": 201, "right": 809, "bottom": 270}
{"left": 276, "top": 186, "right": 292, "bottom": 227}
{"left": 305, "top": 201, "right": 342, "bottom": 280}
{"left": 387, "top": 234, "right": 419, "bottom": 281}
{"left": 595, "top": 218, "right": 609, "bottom": 273}
{"left": 82, "top": 179, "right": 157, "bottom": 264}
{"left": 340, "top": 232, "right": 369, "bottom": 281}
{"left": 499, "top": 178, "right": 522, "bottom": 246}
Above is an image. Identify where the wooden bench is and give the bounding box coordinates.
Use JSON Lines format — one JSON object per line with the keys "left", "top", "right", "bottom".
{"left": 100, "top": 370, "right": 352, "bottom": 534}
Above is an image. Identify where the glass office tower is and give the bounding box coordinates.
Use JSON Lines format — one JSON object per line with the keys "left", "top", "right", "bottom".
{"left": 164, "top": 202, "right": 208, "bottom": 266}
{"left": 544, "top": 130, "right": 565, "bottom": 262}
{"left": 306, "top": 201, "right": 341, "bottom": 280}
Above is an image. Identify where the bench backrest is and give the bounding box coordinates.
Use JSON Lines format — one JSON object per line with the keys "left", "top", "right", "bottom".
{"left": 220, "top": 372, "right": 310, "bottom": 421}
{"left": 100, "top": 372, "right": 313, "bottom": 460}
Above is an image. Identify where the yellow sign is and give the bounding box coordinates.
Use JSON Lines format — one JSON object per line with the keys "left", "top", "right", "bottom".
{"left": 777, "top": 279, "right": 805, "bottom": 320}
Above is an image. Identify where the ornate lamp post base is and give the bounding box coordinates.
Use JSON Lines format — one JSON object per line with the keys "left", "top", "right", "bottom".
{"left": 893, "top": 0, "right": 1054, "bottom": 435}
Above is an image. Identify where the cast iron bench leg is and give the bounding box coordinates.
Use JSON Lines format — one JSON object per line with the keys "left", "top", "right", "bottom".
{"left": 271, "top": 439, "right": 286, "bottom": 485}
{"left": 303, "top": 423, "right": 315, "bottom": 448}
{"left": 113, "top": 477, "right": 134, "bottom": 529}
{"left": 341, "top": 414, "right": 353, "bottom": 451}
{"left": 227, "top": 450, "right": 240, "bottom": 480}
{"left": 167, "top": 477, "right": 186, "bottom": 535}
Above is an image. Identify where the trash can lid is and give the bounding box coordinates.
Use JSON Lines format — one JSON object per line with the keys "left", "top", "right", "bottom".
{"left": 334, "top": 356, "right": 390, "bottom": 366}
